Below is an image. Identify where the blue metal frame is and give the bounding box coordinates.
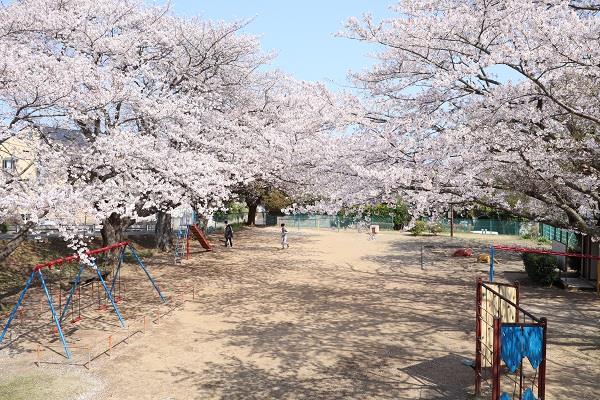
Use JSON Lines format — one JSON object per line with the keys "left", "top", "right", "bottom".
{"left": 0, "top": 271, "right": 35, "bottom": 343}
{"left": 109, "top": 246, "right": 126, "bottom": 296}
{"left": 1, "top": 243, "right": 166, "bottom": 359}
{"left": 38, "top": 270, "right": 71, "bottom": 358}
{"left": 60, "top": 264, "right": 84, "bottom": 322}
{"left": 489, "top": 244, "right": 495, "bottom": 282}
{"left": 92, "top": 261, "right": 125, "bottom": 328}
{"left": 128, "top": 244, "right": 167, "bottom": 303}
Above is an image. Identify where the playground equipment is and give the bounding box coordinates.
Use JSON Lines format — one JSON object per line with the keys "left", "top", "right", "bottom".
{"left": 0, "top": 241, "right": 166, "bottom": 358}
{"left": 174, "top": 226, "right": 189, "bottom": 262}
{"left": 189, "top": 224, "right": 212, "bottom": 252}
{"left": 476, "top": 242, "right": 600, "bottom": 398}
{"left": 173, "top": 224, "right": 212, "bottom": 260}
{"left": 475, "top": 278, "right": 547, "bottom": 400}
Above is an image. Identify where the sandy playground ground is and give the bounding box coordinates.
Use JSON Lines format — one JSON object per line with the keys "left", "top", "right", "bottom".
{"left": 0, "top": 227, "right": 598, "bottom": 399}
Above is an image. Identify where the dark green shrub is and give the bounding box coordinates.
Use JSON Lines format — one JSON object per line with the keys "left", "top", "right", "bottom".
{"left": 521, "top": 253, "right": 559, "bottom": 286}
{"left": 0, "top": 222, "right": 7, "bottom": 233}
{"left": 410, "top": 220, "right": 428, "bottom": 236}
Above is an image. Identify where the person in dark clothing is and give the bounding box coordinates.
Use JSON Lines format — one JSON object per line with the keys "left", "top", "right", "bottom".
{"left": 224, "top": 221, "right": 233, "bottom": 247}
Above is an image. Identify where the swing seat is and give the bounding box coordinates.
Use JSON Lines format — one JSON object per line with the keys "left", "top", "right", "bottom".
{"left": 114, "top": 296, "right": 123, "bottom": 303}
{"left": 71, "top": 316, "right": 82, "bottom": 324}
{"left": 97, "top": 304, "right": 108, "bottom": 312}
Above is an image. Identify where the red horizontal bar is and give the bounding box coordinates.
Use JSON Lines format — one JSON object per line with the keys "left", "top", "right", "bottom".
{"left": 33, "top": 242, "right": 128, "bottom": 271}
{"left": 494, "top": 244, "right": 600, "bottom": 261}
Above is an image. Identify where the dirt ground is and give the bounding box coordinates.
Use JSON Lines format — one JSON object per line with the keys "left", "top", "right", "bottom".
{"left": 0, "top": 227, "right": 598, "bottom": 399}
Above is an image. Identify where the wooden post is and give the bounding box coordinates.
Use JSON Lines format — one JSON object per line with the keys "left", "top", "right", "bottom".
{"left": 108, "top": 335, "right": 112, "bottom": 355}
{"left": 192, "top": 285, "right": 195, "bottom": 301}
{"left": 88, "top": 349, "right": 91, "bottom": 369}
{"left": 143, "top": 315, "right": 147, "bottom": 334}
{"left": 36, "top": 344, "right": 41, "bottom": 365}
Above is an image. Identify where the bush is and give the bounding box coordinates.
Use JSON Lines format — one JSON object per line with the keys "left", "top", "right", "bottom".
{"left": 429, "top": 223, "right": 444, "bottom": 235}
{"left": 536, "top": 236, "right": 551, "bottom": 245}
{"left": 0, "top": 222, "right": 7, "bottom": 233}
{"left": 522, "top": 253, "right": 559, "bottom": 286}
{"left": 410, "top": 220, "right": 428, "bottom": 236}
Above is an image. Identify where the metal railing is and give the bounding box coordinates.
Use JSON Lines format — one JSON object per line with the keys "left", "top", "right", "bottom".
{"left": 475, "top": 278, "right": 547, "bottom": 400}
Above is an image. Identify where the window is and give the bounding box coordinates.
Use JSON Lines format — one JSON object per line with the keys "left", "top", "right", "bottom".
{"left": 2, "top": 159, "right": 15, "bottom": 171}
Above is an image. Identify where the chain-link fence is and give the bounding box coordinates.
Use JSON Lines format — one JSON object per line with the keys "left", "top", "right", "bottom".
{"left": 276, "top": 214, "right": 395, "bottom": 231}
{"left": 436, "top": 218, "right": 526, "bottom": 235}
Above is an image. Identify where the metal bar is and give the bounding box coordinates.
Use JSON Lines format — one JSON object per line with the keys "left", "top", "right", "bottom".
{"left": 475, "top": 277, "right": 482, "bottom": 396}
{"left": 127, "top": 244, "right": 167, "bottom": 303}
{"left": 92, "top": 262, "right": 125, "bottom": 327}
{"left": 186, "top": 226, "right": 190, "bottom": 260}
{"left": 33, "top": 242, "right": 129, "bottom": 271}
{"left": 494, "top": 244, "right": 600, "bottom": 260}
{"left": 539, "top": 318, "right": 547, "bottom": 399}
{"left": 489, "top": 244, "right": 495, "bottom": 282}
{"left": 0, "top": 271, "right": 36, "bottom": 343}
{"left": 481, "top": 283, "right": 541, "bottom": 322}
{"left": 60, "top": 264, "right": 84, "bottom": 322}
{"left": 492, "top": 317, "right": 501, "bottom": 400}
{"left": 38, "top": 270, "right": 71, "bottom": 358}
{"left": 109, "top": 247, "right": 126, "bottom": 296}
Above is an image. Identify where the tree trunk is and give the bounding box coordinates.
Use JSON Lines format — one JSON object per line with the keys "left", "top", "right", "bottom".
{"left": 155, "top": 211, "right": 173, "bottom": 251}
{"left": 0, "top": 221, "right": 35, "bottom": 264}
{"left": 100, "top": 212, "right": 134, "bottom": 247}
{"left": 246, "top": 202, "right": 258, "bottom": 226}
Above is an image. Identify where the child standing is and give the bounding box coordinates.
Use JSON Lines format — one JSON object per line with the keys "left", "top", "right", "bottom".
{"left": 224, "top": 221, "right": 233, "bottom": 247}
{"left": 280, "top": 223, "right": 289, "bottom": 249}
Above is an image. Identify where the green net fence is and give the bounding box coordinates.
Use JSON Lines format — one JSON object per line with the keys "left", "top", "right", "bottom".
{"left": 437, "top": 218, "right": 526, "bottom": 235}
{"left": 276, "top": 214, "right": 395, "bottom": 231}
{"left": 539, "top": 223, "right": 578, "bottom": 247}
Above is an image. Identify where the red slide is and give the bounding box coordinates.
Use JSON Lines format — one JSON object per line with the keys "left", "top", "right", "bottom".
{"left": 189, "top": 224, "right": 212, "bottom": 251}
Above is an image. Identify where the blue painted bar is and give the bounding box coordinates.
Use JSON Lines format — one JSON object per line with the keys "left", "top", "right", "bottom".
{"left": 109, "top": 247, "right": 126, "bottom": 296}
{"left": 0, "top": 271, "right": 36, "bottom": 343}
{"left": 60, "top": 264, "right": 84, "bottom": 322}
{"left": 38, "top": 270, "right": 71, "bottom": 358}
{"left": 92, "top": 261, "right": 125, "bottom": 327}
{"left": 490, "top": 244, "right": 495, "bottom": 282}
{"left": 128, "top": 245, "right": 167, "bottom": 303}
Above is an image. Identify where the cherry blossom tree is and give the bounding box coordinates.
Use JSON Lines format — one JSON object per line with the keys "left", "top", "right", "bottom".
{"left": 0, "top": 0, "right": 273, "bottom": 255}
{"left": 341, "top": 0, "right": 600, "bottom": 235}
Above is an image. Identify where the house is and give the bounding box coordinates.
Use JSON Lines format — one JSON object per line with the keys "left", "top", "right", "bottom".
{"left": 1, "top": 126, "right": 97, "bottom": 225}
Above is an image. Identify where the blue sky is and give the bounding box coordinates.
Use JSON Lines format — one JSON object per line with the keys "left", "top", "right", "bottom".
{"left": 165, "top": 1, "right": 395, "bottom": 89}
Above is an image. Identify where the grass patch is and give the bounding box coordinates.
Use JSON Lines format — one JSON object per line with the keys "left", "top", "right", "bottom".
{"left": 0, "top": 373, "right": 86, "bottom": 400}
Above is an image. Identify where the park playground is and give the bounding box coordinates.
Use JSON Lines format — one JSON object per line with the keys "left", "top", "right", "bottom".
{"left": 0, "top": 227, "right": 598, "bottom": 399}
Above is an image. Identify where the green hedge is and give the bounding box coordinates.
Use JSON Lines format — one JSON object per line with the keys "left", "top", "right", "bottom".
{"left": 521, "top": 253, "right": 559, "bottom": 286}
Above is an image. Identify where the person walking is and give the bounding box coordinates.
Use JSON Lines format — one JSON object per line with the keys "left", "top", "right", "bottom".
{"left": 224, "top": 221, "right": 233, "bottom": 247}
{"left": 280, "top": 223, "right": 289, "bottom": 249}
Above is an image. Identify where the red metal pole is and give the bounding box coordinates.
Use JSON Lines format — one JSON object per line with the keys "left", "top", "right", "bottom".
{"left": 538, "top": 318, "right": 547, "bottom": 400}
{"left": 475, "top": 277, "right": 482, "bottom": 395}
{"left": 492, "top": 317, "right": 501, "bottom": 400}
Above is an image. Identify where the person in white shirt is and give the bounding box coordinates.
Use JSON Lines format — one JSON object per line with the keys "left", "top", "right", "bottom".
{"left": 280, "top": 223, "right": 289, "bottom": 249}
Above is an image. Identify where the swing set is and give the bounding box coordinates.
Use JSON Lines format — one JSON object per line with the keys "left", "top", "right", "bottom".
{"left": 0, "top": 241, "right": 166, "bottom": 359}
